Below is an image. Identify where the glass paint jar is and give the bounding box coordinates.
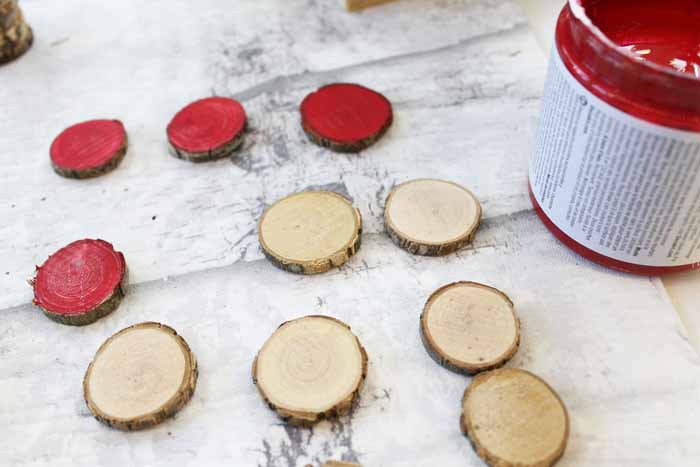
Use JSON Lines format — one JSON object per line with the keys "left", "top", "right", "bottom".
{"left": 529, "top": 0, "right": 700, "bottom": 275}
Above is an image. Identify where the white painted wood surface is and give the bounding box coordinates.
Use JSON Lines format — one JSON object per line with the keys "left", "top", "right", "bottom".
{"left": 1, "top": 1, "right": 699, "bottom": 466}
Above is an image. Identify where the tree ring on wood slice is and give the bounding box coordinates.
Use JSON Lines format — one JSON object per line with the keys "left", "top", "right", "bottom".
{"left": 167, "top": 97, "right": 247, "bottom": 162}
{"left": 385, "top": 178, "right": 481, "bottom": 256}
{"left": 420, "top": 282, "right": 519, "bottom": 375}
{"left": 50, "top": 119, "right": 128, "bottom": 179}
{"left": 259, "top": 191, "right": 362, "bottom": 274}
{"left": 0, "top": 0, "right": 33, "bottom": 65}
{"left": 252, "top": 315, "right": 368, "bottom": 426}
{"left": 300, "top": 83, "right": 393, "bottom": 153}
{"left": 84, "top": 322, "right": 198, "bottom": 431}
{"left": 31, "top": 239, "right": 127, "bottom": 326}
{"left": 461, "top": 369, "right": 569, "bottom": 467}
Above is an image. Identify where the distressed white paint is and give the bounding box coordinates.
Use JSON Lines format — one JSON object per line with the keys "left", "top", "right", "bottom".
{"left": 1, "top": 1, "right": 699, "bottom": 466}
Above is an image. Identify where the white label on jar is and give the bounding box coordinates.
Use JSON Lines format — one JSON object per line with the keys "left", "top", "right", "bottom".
{"left": 530, "top": 47, "right": 700, "bottom": 267}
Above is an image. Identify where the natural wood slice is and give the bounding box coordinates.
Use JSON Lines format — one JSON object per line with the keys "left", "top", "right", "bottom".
{"left": 252, "top": 315, "right": 368, "bottom": 426}
{"left": 167, "top": 96, "right": 247, "bottom": 162}
{"left": 385, "top": 178, "right": 481, "bottom": 256}
{"left": 0, "top": 0, "right": 33, "bottom": 65}
{"left": 84, "top": 322, "right": 198, "bottom": 431}
{"left": 30, "top": 239, "right": 127, "bottom": 326}
{"left": 50, "top": 119, "right": 128, "bottom": 178}
{"left": 420, "top": 282, "right": 520, "bottom": 375}
{"left": 300, "top": 83, "right": 393, "bottom": 153}
{"left": 461, "top": 369, "right": 569, "bottom": 467}
{"left": 258, "top": 191, "right": 362, "bottom": 274}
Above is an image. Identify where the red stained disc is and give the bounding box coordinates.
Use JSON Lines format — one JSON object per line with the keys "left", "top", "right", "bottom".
{"left": 33, "top": 239, "right": 126, "bottom": 316}
{"left": 50, "top": 120, "right": 127, "bottom": 171}
{"left": 167, "top": 97, "right": 247, "bottom": 153}
{"left": 300, "top": 83, "right": 393, "bottom": 147}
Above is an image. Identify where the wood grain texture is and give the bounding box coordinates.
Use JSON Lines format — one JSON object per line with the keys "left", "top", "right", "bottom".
{"left": 420, "top": 282, "right": 520, "bottom": 375}
{"left": 253, "top": 315, "right": 368, "bottom": 426}
{"left": 385, "top": 179, "right": 481, "bottom": 256}
{"left": 461, "top": 368, "right": 569, "bottom": 467}
{"left": 259, "top": 191, "right": 362, "bottom": 274}
{"left": 83, "top": 322, "right": 198, "bottom": 431}
{"left": 1, "top": 1, "right": 700, "bottom": 466}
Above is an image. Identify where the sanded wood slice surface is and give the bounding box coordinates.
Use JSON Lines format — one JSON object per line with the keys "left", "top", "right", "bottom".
{"left": 385, "top": 178, "right": 481, "bottom": 256}
{"left": 420, "top": 282, "right": 519, "bottom": 375}
{"left": 167, "top": 96, "right": 247, "bottom": 162}
{"left": 31, "top": 239, "right": 127, "bottom": 326}
{"left": 50, "top": 119, "right": 128, "bottom": 179}
{"left": 252, "top": 315, "right": 368, "bottom": 426}
{"left": 461, "top": 369, "right": 569, "bottom": 467}
{"left": 259, "top": 191, "right": 362, "bottom": 274}
{"left": 84, "top": 322, "right": 198, "bottom": 431}
{"left": 0, "top": 0, "right": 33, "bottom": 65}
{"left": 300, "top": 83, "right": 393, "bottom": 153}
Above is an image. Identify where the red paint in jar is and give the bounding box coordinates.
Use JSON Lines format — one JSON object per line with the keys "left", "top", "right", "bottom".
{"left": 529, "top": 0, "right": 700, "bottom": 275}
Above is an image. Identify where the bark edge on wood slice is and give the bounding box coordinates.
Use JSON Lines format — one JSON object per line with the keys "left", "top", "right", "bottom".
{"left": 252, "top": 315, "right": 368, "bottom": 426}
{"left": 259, "top": 191, "right": 362, "bottom": 274}
{"left": 461, "top": 368, "right": 569, "bottom": 467}
{"left": 420, "top": 281, "right": 520, "bottom": 375}
{"left": 0, "top": 0, "right": 33, "bottom": 65}
{"left": 167, "top": 96, "right": 247, "bottom": 162}
{"left": 300, "top": 83, "right": 393, "bottom": 153}
{"left": 50, "top": 119, "right": 128, "bottom": 179}
{"left": 345, "top": 0, "right": 397, "bottom": 11}
{"left": 83, "top": 322, "right": 198, "bottom": 431}
{"left": 30, "top": 239, "right": 127, "bottom": 326}
{"left": 385, "top": 178, "right": 482, "bottom": 256}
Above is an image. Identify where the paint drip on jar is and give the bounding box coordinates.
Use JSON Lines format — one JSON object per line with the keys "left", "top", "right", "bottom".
{"left": 530, "top": 0, "right": 700, "bottom": 275}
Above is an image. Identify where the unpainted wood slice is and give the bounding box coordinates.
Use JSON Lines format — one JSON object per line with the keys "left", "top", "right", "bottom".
{"left": 30, "top": 239, "right": 127, "bottom": 326}
{"left": 461, "top": 369, "right": 569, "bottom": 467}
{"left": 300, "top": 83, "right": 393, "bottom": 153}
{"left": 83, "top": 322, "right": 198, "bottom": 431}
{"left": 259, "top": 191, "right": 362, "bottom": 274}
{"left": 252, "top": 315, "right": 368, "bottom": 426}
{"left": 385, "top": 178, "right": 481, "bottom": 256}
{"left": 167, "top": 96, "right": 247, "bottom": 162}
{"left": 50, "top": 119, "right": 128, "bottom": 179}
{"left": 346, "top": 0, "right": 397, "bottom": 11}
{"left": 420, "top": 282, "right": 520, "bottom": 375}
{"left": 0, "top": 0, "right": 33, "bottom": 65}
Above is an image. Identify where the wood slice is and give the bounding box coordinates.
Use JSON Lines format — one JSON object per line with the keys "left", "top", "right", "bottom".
{"left": 258, "top": 191, "right": 362, "bottom": 274}
{"left": 300, "top": 83, "right": 393, "bottom": 153}
{"left": 167, "top": 96, "right": 247, "bottom": 162}
{"left": 31, "top": 239, "right": 127, "bottom": 326}
{"left": 50, "top": 119, "right": 128, "bottom": 178}
{"left": 84, "top": 322, "right": 198, "bottom": 431}
{"left": 420, "top": 282, "right": 520, "bottom": 375}
{"left": 0, "top": 0, "right": 33, "bottom": 65}
{"left": 252, "top": 315, "right": 368, "bottom": 426}
{"left": 385, "top": 178, "right": 481, "bottom": 256}
{"left": 461, "top": 369, "right": 569, "bottom": 467}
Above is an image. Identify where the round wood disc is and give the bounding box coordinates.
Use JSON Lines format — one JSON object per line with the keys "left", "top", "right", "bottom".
{"left": 50, "top": 119, "right": 128, "bottom": 178}
{"left": 300, "top": 83, "right": 393, "bottom": 153}
{"left": 420, "top": 282, "right": 519, "bottom": 375}
{"left": 167, "top": 96, "right": 246, "bottom": 162}
{"left": 31, "top": 239, "right": 127, "bottom": 326}
{"left": 385, "top": 179, "right": 481, "bottom": 256}
{"left": 252, "top": 315, "right": 368, "bottom": 426}
{"left": 0, "top": 0, "right": 33, "bottom": 65}
{"left": 258, "top": 191, "right": 362, "bottom": 274}
{"left": 84, "top": 322, "right": 198, "bottom": 431}
{"left": 461, "top": 369, "right": 569, "bottom": 467}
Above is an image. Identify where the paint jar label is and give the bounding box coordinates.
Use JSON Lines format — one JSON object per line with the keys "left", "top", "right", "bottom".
{"left": 530, "top": 47, "right": 700, "bottom": 267}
